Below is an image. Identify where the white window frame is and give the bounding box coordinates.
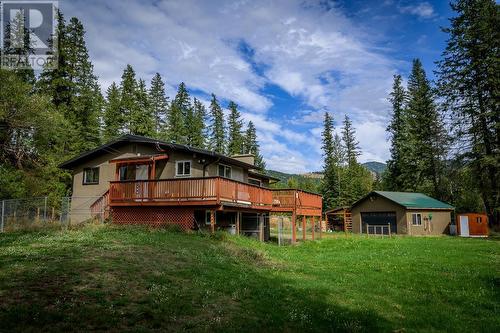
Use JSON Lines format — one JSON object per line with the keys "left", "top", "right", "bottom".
{"left": 218, "top": 164, "right": 232, "bottom": 179}
{"left": 175, "top": 160, "right": 192, "bottom": 177}
{"left": 248, "top": 177, "right": 261, "bottom": 186}
{"left": 411, "top": 213, "right": 422, "bottom": 226}
{"left": 83, "top": 167, "right": 99, "bottom": 185}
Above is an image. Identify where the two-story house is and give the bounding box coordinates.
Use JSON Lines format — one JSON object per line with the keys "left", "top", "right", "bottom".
{"left": 60, "top": 134, "right": 323, "bottom": 241}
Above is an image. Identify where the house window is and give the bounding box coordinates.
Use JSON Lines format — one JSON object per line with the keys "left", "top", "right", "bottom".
{"left": 218, "top": 164, "right": 232, "bottom": 178}
{"left": 83, "top": 167, "right": 99, "bottom": 185}
{"left": 176, "top": 161, "right": 191, "bottom": 177}
{"left": 412, "top": 213, "right": 422, "bottom": 226}
{"left": 248, "top": 177, "right": 261, "bottom": 186}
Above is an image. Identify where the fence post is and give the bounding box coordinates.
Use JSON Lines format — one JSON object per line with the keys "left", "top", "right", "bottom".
{"left": 1, "top": 200, "right": 4, "bottom": 233}
{"left": 388, "top": 223, "right": 391, "bottom": 237}
{"left": 44, "top": 196, "right": 48, "bottom": 222}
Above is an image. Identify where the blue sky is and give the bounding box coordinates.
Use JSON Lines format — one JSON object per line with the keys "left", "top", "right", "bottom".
{"left": 61, "top": 0, "right": 454, "bottom": 173}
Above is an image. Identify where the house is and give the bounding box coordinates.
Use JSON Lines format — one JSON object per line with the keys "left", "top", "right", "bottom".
{"left": 59, "top": 134, "right": 323, "bottom": 241}
{"left": 351, "top": 191, "right": 454, "bottom": 235}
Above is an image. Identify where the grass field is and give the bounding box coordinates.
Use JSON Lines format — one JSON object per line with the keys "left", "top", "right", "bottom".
{"left": 0, "top": 226, "right": 499, "bottom": 332}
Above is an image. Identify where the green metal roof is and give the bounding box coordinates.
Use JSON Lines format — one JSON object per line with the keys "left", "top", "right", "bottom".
{"left": 373, "top": 191, "right": 454, "bottom": 210}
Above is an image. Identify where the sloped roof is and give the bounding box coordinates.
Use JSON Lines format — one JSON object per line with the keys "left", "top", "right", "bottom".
{"left": 353, "top": 191, "right": 454, "bottom": 210}
{"left": 59, "top": 134, "right": 259, "bottom": 170}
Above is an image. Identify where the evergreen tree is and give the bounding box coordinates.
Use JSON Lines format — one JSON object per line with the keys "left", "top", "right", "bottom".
{"left": 436, "top": 0, "right": 499, "bottom": 225}
{"left": 189, "top": 98, "right": 206, "bottom": 148}
{"left": 332, "top": 133, "right": 345, "bottom": 166}
{"left": 385, "top": 74, "right": 409, "bottom": 191}
{"left": 208, "top": 94, "right": 225, "bottom": 153}
{"left": 119, "top": 64, "right": 139, "bottom": 134}
{"left": 149, "top": 73, "right": 169, "bottom": 137}
{"left": 341, "top": 115, "right": 360, "bottom": 166}
{"left": 167, "top": 82, "right": 190, "bottom": 143}
{"left": 407, "top": 59, "right": 447, "bottom": 198}
{"left": 244, "top": 121, "right": 266, "bottom": 169}
{"left": 227, "top": 101, "right": 244, "bottom": 155}
{"left": 320, "top": 112, "right": 341, "bottom": 209}
{"left": 337, "top": 114, "right": 372, "bottom": 206}
{"left": 131, "top": 79, "right": 155, "bottom": 136}
{"left": 103, "top": 82, "right": 122, "bottom": 141}
{"left": 38, "top": 15, "right": 102, "bottom": 152}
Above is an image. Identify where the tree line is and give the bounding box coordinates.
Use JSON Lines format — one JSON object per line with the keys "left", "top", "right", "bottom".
{"left": 320, "top": 0, "right": 499, "bottom": 226}
{"left": 0, "top": 11, "right": 264, "bottom": 202}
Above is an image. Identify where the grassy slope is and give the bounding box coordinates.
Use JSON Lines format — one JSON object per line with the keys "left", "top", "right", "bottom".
{"left": 0, "top": 226, "right": 498, "bottom": 332}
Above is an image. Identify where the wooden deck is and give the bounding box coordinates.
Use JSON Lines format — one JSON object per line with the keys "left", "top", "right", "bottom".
{"left": 108, "top": 177, "right": 322, "bottom": 215}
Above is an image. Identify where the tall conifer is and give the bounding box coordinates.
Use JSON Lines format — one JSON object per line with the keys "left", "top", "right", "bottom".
{"left": 227, "top": 101, "right": 244, "bottom": 155}
{"left": 208, "top": 94, "right": 225, "bottom": 153}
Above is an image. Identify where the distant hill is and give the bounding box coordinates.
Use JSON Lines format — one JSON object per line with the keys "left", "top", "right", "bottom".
{"left": 266, "top": 162, "right": 386, "bottom": 184}
{"left": 362, "top": 162, "right": 386, "bottom": 175}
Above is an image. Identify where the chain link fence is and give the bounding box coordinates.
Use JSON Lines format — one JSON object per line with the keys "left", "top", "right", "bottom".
{"left": 1, "top": 196, "right": 107, "bottom": 232}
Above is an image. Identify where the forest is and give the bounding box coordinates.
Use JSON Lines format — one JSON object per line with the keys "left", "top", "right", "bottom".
{"left": 319, "top": 0, "right": 499, "bottom": 226}
{"left": 1, "top": 12, "right": 264, "bottom": 205}
{"left": 0, "top": 0, "right": 498, "bottom": 226}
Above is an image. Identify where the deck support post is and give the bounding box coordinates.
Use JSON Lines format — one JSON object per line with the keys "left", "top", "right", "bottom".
{"left": 291, "top": 211, "right": 296, "bottom": 243}
{"left": 302, "top": 215, "right": 306, "bottom": 241}
{"left": 312, "top": 216, "right": 315, "bottom": 240}
{"left": 259, "top": 214, "right": 264, "bottom": 242}
{"left": 236, "top": 212, "right": 240, "bottom": 235}
{"left": 210, "top": 210, "right": 215, "bottom": 234}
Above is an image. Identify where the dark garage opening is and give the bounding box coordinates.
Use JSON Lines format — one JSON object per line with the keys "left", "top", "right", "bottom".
{"left": 361, "top": 212, "right": 397, "bottom": 234}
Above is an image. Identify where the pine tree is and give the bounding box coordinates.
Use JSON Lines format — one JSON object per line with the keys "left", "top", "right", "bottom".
{"left": 37, "top": 15, "right": 102, "bottom": 153}
{"left": 119, "top": 64, "right": 139, "bottom": 134}
{"left": 167, "top": 82, "right": 190, "bottom": 144}
{"left": 130, "top": 79, "right": 155, "bottom": 136}
{"left": 385, "top": 74, "right": 409, "bottom": 191}
{"left": 208, "top": 94, "right": 225, "bottom": 153}
{"left": 337, "top": 114, "right": 372, "bottom": 206}
{"left": 244, "top": 121, "right": 266, "bottom": 169}
{"left": 189, "top": 98, "right": 206, "bottom": 148}
{"left": 320, "top": 112, "right": 341, "bottom": 209}
{"left": 103, "top": 82, "right": 122, "bottom": 141}
{"left": 341, "top": 115, "right": 360, "bottom": 166}
{"left": 149, "top": 73, "right": 169, "bottom": 137}
{"left": 407, "top": 59, "right": 447, "bottom": 198}
{"left": 332, "top": 133, "right": 345, "bottom": 166}
{"left": 436, "top": 0, "right": 499, "bottom": 225}
{"left": 227, "top": 101, "right": 244, "bottom": 155}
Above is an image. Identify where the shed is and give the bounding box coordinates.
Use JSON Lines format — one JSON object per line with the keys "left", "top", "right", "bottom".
{"left": 324, "top": 207, "right": 352, "bottom": 232}
{"left": 351, "top": 191, "right": 454, "bottom": 236}
{"left": 456, "top": 213, "right": 489, "bottom": 237}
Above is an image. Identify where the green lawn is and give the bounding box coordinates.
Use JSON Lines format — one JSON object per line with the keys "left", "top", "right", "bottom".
{"left": 0, "top": 226, "right": 498, "bottom": 332}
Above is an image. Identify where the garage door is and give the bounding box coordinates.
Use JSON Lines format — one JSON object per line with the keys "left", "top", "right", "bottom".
{"left": 361, "top": 212, "right": 397, "bottom": 234}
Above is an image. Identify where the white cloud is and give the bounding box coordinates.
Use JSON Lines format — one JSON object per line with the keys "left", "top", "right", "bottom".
{"left": 61, "top": 0, "right": 397, "bottom": 173}
{"left": 399, "top": 2, "right": 435, "bottom": 19}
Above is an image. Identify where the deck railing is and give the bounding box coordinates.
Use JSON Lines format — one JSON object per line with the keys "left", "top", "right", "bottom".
{"left": 109, "top": 177, "right": 273, "bottom": 208}
{"left": 271, "top": 189, "right": 323, "bottom": 209}
{"left": 108, "top": 178, "right": 322, "bottom": 213}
